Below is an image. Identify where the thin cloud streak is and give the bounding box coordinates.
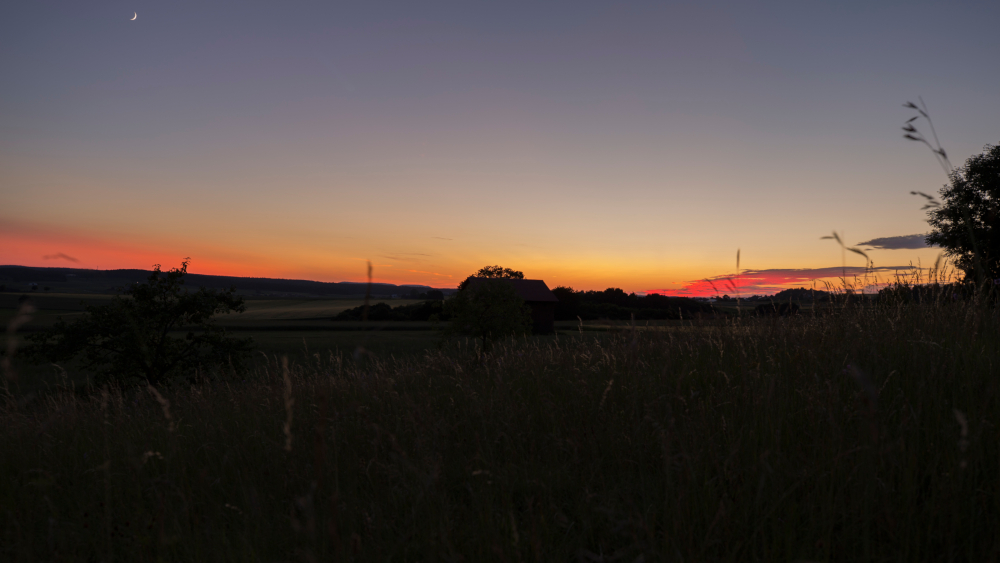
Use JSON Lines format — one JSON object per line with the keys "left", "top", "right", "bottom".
{"left": 857, "top": 234, "right": 936, "bottom": 250}
{"left": 42, "top": 252, "right": 80, "bottom": 263}
{"left": 381, "top": 253, "right": 434, "bottom": 263}
{"left": 407, "top": 269, "right": 453, "bottom": 278}
{"left": 649, "top": 266, "right": 921, "bottom": 297}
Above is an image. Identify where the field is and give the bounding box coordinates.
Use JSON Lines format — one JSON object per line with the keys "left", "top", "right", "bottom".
{"left": 0, "top": 293, "right": 426, "bottom": 330}
{"left": 0, "top": 293, "right": 444, "bottom": 389}
{"left": 1, "top": 291, "right": 998, "bottom": 561}
{"left": 0, "top": 293, "right": 634, "bottom": 390}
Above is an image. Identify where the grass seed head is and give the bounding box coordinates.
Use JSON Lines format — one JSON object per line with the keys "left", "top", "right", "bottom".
{"left": 146, "top": 384, "right": 175, "bottom": 432}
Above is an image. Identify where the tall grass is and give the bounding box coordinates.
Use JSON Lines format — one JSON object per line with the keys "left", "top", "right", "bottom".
{"left": 1, "top": 296, "right": 998, "bottom": 561}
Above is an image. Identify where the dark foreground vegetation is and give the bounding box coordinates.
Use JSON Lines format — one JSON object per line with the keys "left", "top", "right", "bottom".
{"left": 2, "top": 292, "right": 998, "bottom": 561}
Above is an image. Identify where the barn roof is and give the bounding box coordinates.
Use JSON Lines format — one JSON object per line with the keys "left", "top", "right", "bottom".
{"left": 465, "top": 278, "right": 559, "bottom": 302}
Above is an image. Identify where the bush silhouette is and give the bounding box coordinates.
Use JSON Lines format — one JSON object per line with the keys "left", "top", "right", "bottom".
{"left": 24, "top": 261, "right": 254, "bottom": 385}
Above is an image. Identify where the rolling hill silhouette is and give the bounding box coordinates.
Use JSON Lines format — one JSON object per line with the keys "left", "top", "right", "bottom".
{"left": 0, "top": 265, "right": 449, "bottom": 298}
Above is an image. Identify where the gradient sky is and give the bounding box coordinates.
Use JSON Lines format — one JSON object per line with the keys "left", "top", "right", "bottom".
{"left": 2, "top": 0, "right": 998, "bottom": 294}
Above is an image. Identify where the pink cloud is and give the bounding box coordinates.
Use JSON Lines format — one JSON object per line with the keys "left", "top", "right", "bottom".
{"left": 647, "top": 266, "right": 923, "bottom": 297}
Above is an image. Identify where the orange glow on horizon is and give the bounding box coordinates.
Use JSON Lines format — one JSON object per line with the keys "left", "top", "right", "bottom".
{"left": 2, "top": 222, "right": 947, "bottom": 294}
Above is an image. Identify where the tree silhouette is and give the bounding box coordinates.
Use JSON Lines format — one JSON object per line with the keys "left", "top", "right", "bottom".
{"left": 457, "top": 265, "right": 525, "bottom": 291}
{"left": 925, "top": 144, "right": 1000, "bottom": 283}
{"left": 447, "top": 273, "right": 531, "bottom": 350}
{"left": 24, "top": 261, "right": 254, "bottom": 385}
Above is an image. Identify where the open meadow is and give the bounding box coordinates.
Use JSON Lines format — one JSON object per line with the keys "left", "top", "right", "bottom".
{"left": 2, "top": 294, "right": 997, "bottom": 561}
{"left": 0, "top": 292, "right": 640, "bottom": 392}
{"left": 0, "top": 293, "right": 427, "bottom": 331}
{"left": 0, "top": 293, "right": 441, "bottom": 391}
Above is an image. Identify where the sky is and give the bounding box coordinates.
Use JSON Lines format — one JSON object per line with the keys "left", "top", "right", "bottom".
{"left": 2, "top": 0, "right": 998, "bottom": 295}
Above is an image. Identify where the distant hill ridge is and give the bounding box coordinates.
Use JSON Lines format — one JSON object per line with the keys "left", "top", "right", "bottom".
{"left": 0, "top": 265, "right": 451, "bottom": 297}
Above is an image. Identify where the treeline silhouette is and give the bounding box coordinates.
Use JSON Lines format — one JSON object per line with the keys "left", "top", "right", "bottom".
{"left": 335, "top": 301, "right": 448, "bottom": 322}
{"left": 877, "top": 282, "right": 978, "bottom": 304}
{"left": 332, "top": 287, "right": 721, "bottom": 322}
{"left": 712, "top": 287, "right": 831, "bottom": 303}
{"left": 551, "top": 287, "right": 713, "bottom": 321}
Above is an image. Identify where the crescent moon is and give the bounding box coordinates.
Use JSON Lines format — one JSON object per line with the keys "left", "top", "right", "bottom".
{"left": 130, "top": 12, "right": 137, "bottom": 20}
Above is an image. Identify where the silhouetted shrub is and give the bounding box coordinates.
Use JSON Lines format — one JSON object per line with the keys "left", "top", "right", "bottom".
{"left": 22, "top": 262, "right": 253, "bottom": 386}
